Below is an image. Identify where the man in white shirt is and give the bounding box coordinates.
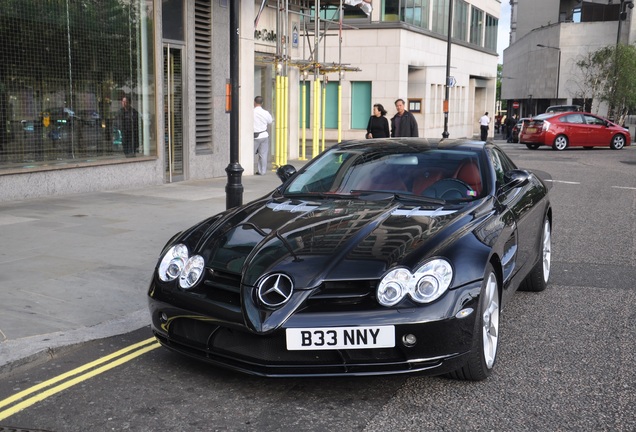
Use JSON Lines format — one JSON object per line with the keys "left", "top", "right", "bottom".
{"left": 479, "top": 112, "right": 490, "bottom": 141}
{"left": 253, "top": 96, "right": 273, "bottom": 175}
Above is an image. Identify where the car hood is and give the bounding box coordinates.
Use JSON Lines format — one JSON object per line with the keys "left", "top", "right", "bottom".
{"left": 179, "top": 195, "right": 476, "bottom": 288}
{"left": 167, "top": 195, "right": 485, "bottom": 333}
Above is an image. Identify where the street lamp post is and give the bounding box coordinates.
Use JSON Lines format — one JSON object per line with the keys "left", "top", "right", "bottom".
{"left": 537, "top": 44, "right": 561, "bottom": 102}
{"left": 442, "top": 0, "right": 453, "bottom": 139}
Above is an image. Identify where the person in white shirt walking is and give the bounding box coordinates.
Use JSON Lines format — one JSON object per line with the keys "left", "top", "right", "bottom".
{"left": 479, "top": 112, "right": 490, "bottom": 141}
{"left": 253, "top": 96, "right": 273, "bottom": 175}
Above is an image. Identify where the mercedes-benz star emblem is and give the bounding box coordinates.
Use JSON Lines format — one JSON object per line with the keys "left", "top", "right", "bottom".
{"left": 257, "top": 273, "right": 294, "bottom": 308}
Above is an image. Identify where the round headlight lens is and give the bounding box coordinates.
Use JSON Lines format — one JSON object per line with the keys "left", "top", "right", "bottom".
{"left": 411, "top": 259, "right": 453, "bottom": 303}
{"left": 158, "top": 244, "right": 189, "bottom": 282}
{"left": 377, "top": 268, "right": 410, "bottom": 306}
{"left": 179, "top": 255, "right": 205, "bottom": 289}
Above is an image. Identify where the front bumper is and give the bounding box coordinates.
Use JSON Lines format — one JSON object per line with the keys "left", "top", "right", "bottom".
{"left": 148, "top": 280, "right": 482, "bottom": 377}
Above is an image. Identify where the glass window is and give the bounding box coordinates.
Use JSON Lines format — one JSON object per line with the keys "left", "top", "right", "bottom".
{"left": 382, "top": 0, "right": 401, "bottom": 22}
{"left": 325, "top": 82, "right": 339, "bottom": 129}
{"left": 0, "top": 0, "right": 155, "bottom": 170}
{"left": 453, "top": 0, "right": 468, "bottom": 42}
{"left": 485, "top": 14, "right": 498, "bottom": 50}
{"left": 351, "top": 82, "right": 372, "bottom": 129}
{"left": 470, "top": 7, "right": 483, "bottom": 46}
{"left": 162, "top": 0, "right": 184, "bottom": 41}
{"left": 432, "top": 0, "right": 449, "bottom": 35}
{"left": 402, "top": 0, "right": 429, "bottom": 29}
{"left": 562, "top": 114, "right": 584, "bottom": 124}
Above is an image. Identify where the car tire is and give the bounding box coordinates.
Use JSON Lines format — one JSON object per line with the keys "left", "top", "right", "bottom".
{"left": 552, "top": 135, "right": 568, "bottom": 151}
{"left": 610, "top": 134, "right": 626, "bottom": 150}
{"left": 520, "top": 217, "right": 551, "bottom": 292}
{"left": 446, "top": 263, "right": 499, "bottom": 381}
{"left": 525, "top": 144, "right": 540, "bottom": 150}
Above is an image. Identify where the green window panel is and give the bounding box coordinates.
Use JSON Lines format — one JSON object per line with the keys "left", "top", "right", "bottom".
{"left": 351, "top": 81, "right": 372, "bottom": 129}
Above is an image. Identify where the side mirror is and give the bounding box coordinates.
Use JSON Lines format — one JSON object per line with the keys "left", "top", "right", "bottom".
{"left": 276, "top": 164, "right": 297, "bottom": 183}
{"left": 502, "top": 169, "right": 530, "bottom": 189}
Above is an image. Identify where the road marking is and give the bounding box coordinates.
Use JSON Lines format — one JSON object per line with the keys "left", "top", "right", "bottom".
{"left": 0, "top": 337, "right": 160, "bottom": 421}
{"left": 544, "top": 179, "right": 581, "bottom": 185}
{"left": 612, "top": 186, "right": 636, "bottom": 190}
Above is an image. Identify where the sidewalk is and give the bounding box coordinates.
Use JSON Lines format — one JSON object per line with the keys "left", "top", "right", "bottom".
{"left": 0, "top": 161, "right": 307, "bottom": 370}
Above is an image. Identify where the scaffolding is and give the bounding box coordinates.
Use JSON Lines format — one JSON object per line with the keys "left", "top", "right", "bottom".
{"left": 255, "top": 0, "right": 362, "bottom": 168}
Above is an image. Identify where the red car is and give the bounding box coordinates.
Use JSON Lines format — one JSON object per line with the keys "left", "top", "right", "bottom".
{"left": 519, "top": 112, "right": 631, "bottom": 150}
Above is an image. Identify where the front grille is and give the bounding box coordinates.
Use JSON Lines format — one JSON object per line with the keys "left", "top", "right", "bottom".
{"left": 304, "top": 279, "right": 379, "bottom": 312}
{"left": 201, "top": 268, "right": 242, "bottom": 309}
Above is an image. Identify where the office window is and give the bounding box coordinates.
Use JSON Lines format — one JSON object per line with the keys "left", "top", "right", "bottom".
{"left": 403, "top": 0, "right": 430, "bottom": 29}
{"left": 453, "top": 0, "right": 468, "bottom": 42}
{"left": 485, "top": 14, "right": 497, "bottom": 51}
{"left": 432, "top": 0, "right": 449, "bottom": 35}
{"left": 470, "top": 7, "right": 484, "bottom": 46}
{"left": 325, "top": 82, "right": 339, "bottom": 129}
{"left": 351, "top": 82, "right": 372, "bottom": 129}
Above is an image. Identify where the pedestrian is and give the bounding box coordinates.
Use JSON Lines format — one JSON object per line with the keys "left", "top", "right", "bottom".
{"left": 391, "top": 99, "right": 419, "bottom": 137}
{"left": 253, "top": 95, "right": 273, "bottom": 175}
{"left": 366, "top": 103, "right": 390, "bottom": 138}
{"left": 118, "top": 95, "right": 141, "bottom": 157}
{"left": 479, "top": 112, "right": 490, "bottom": 141}
{"left": 506, "top": 114, "right": 517, "bottom": 143}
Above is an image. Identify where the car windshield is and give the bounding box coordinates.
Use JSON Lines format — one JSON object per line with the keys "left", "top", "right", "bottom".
{"left": 283, "top": 147, "right": 484, "bottom": 202}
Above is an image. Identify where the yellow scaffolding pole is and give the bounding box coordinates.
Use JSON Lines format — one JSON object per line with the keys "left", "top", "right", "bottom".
{"left": 275, "top": 73, "right": 282, "bottom": 169}
{"left": 312, "top": 77, "right": 320, "bottom": 158}
{"left": 337, "top": 79, "right": 342, "bottom": 142}
{"left": 300, "top": 77, "right": 307, "bottom": 160}
{"left": 321, "top": 77, "right": 327, "bottom": 152}
{"left": 283, "top": 74, "right": 289, "bottom": 165}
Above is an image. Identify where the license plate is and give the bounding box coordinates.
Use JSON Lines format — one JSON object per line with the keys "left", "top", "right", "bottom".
{"left": 526, "top": 127, "right": 537, "bottom": 133}
{"left": 286, "top": 326, "right": 395, "bottom": 350}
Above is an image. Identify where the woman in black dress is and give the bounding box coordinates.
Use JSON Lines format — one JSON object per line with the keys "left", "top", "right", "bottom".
{"left": 366, "top": 104, "right": 390, "bottom": 138}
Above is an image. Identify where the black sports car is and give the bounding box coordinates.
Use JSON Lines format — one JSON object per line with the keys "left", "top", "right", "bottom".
{"left": 148, "top": 138, "right": 552, "bottom": 380}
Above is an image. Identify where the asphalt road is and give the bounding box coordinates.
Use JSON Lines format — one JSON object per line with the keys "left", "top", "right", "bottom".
{"left": 1, "top": 142, "right": 635, "bottom": 432}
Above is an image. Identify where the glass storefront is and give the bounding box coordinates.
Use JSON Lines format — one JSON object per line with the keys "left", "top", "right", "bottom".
{"left": 0, "top": 0, "right": 155, "bottom": 170}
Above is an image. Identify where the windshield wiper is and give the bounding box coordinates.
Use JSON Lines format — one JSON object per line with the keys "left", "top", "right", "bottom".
{"left": 351, "top": 190, "right": 446, "bottom": 205}
{"left": 393, "top": 193, "right": 446, "bottom": 205}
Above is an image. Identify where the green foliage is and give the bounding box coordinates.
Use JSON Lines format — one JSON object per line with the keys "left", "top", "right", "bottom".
{"left": 575, "top": 43, "right": 636, "bottom": 122}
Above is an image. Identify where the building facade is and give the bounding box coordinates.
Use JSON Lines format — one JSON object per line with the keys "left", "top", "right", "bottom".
{"left": 1, "top": 0, "right": 499, "bottom": 202}
{"left": 502, "top": 0, "right": 635, "bottom": 118}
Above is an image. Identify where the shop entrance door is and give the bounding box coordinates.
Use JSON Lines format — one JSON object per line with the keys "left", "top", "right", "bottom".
{"left": 163, "top": 45, "right": 184, "bottom": 182}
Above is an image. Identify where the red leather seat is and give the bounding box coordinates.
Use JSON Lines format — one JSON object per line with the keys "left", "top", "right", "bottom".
{"left": 454, "top": 160, "right": 482, "bottom": 195}
{"left": 412, "top": 169, "right": 444, "bottom": 195}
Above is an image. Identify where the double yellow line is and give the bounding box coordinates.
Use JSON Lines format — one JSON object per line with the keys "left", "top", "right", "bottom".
{"left": 0, "top": 337, "right": 160, "bottom": 421}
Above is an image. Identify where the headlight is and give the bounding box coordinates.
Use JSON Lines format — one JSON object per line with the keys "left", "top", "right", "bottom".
{"left": 158, "top": 244, "right": 189, "bottom": 282}
{"left": 377, "top": 268, "right": 411, "bottom": 306}
{"left": 411, "top": 259, "right": 453, "bottom": 303}
{"left": 158, "top": 244, "right": 205, "bottom": 289}
{"left": 179, "top": 255, "right": 205, "bottom": 289}
{"left": 377, "top": 259, "right": 453, "bottom": 307}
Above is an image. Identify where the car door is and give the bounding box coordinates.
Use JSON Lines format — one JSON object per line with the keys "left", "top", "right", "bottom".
{"left": 583, "top": 114, "right": 610, "bottom": 145}
{"left": 559, "top": 113, "right": 587, "bottom": 145}
{"left": 489, "top": 148, "right": 544, "bottom": 285}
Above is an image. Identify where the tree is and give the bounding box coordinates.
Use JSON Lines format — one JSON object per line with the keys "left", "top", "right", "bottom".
{"left": 574, "top": 44, "right": 636, "bottom": 124}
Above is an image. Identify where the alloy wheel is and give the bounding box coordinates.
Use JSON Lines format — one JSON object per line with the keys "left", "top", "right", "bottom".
{"left": 553, "top": 135, "right": 568, "bottom": 151}
{"left": 611, "top": 135, "right": 625, "bottom": 150}
{"left": 542, "top": 219, "right": 552, "bottom": 283}
{"left": 482, "top": 272, "right": 499, "bottom": 369}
